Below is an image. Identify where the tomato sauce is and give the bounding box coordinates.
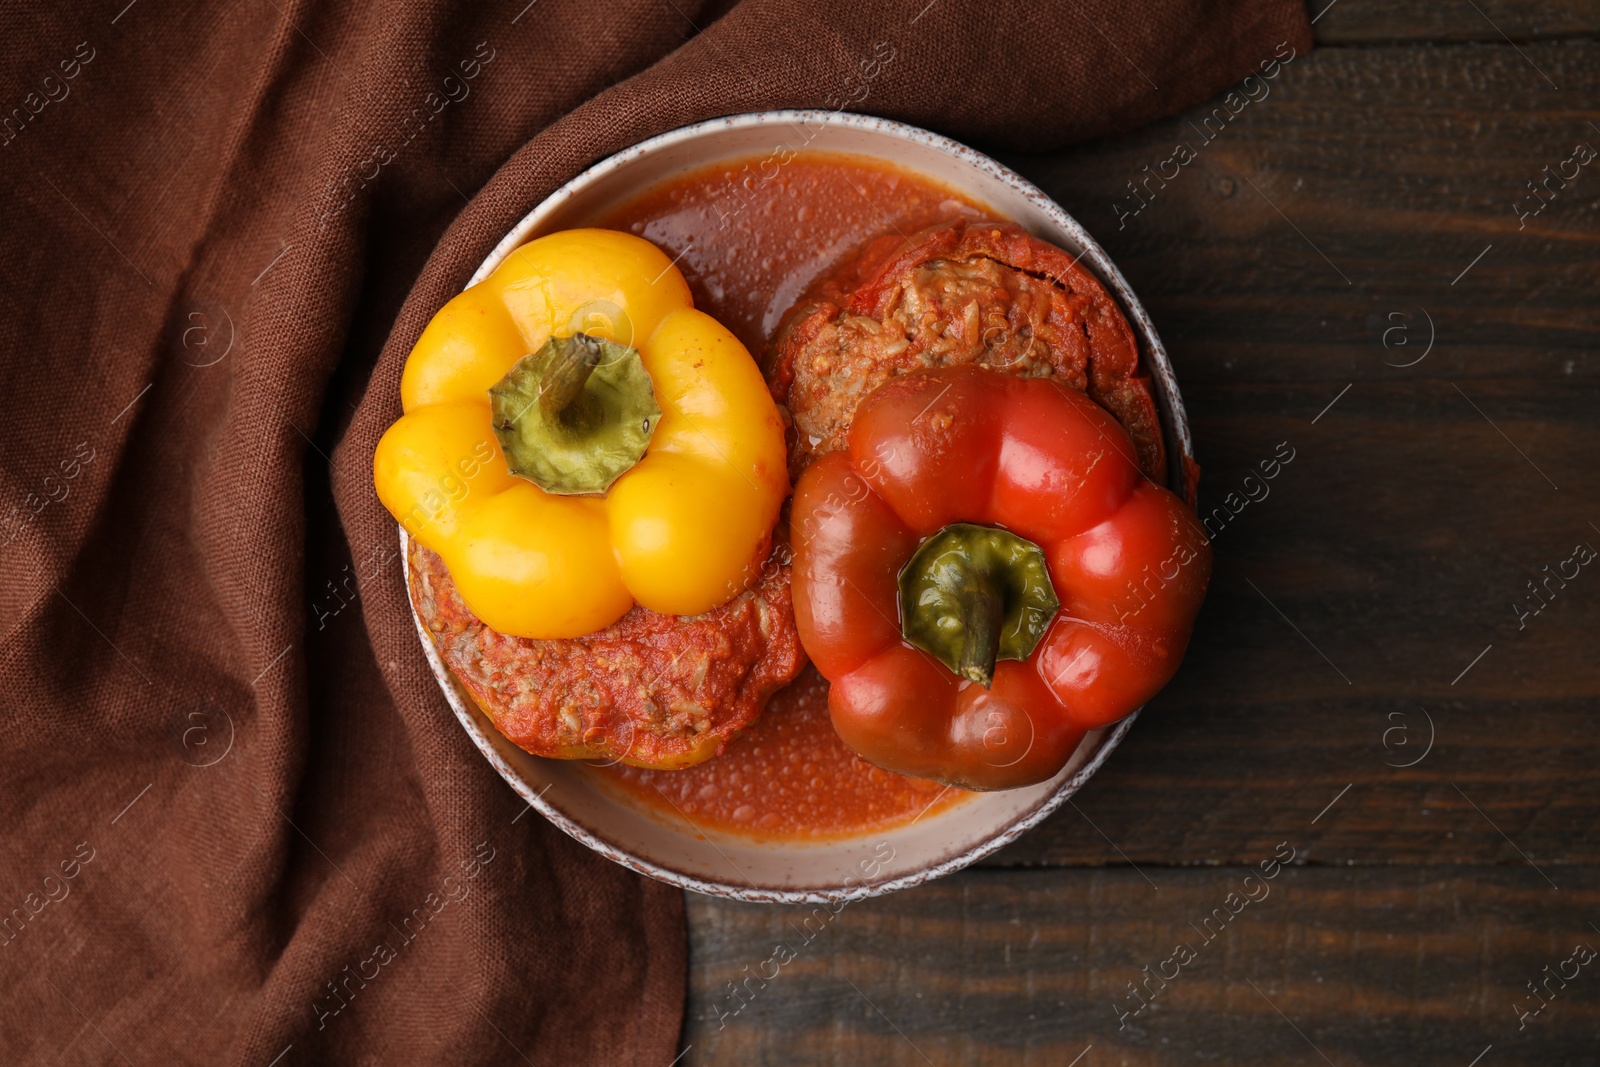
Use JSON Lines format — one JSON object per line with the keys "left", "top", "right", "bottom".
{"left": 590, "top": 152, "right": 992, "bottom": 838}
{"left": 601, "top": 666, "right": 963, "bottom": 838}
{"left": 596, "top": 150, "right": 995, "bottom": 355}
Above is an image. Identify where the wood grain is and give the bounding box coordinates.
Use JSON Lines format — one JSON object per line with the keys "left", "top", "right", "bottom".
{"left": 1314, "top": 1, "right": 1600, "bottom": 44}
{"left": 685, "top": 867, "right": 1600, "bottom": 1066}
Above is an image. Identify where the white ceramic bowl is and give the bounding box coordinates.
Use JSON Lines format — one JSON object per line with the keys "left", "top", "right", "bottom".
{"left": 402, "top": 110, "right": 1196, "bottom": 903}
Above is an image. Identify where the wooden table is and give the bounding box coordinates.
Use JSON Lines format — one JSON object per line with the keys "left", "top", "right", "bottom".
{"left": 681, "top": 4, "right": 1600, "bottom": 1063}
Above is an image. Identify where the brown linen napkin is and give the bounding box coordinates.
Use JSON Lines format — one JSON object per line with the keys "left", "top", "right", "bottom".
{"left": 0, "top": 0, "right": 1308, "bottom": 1062}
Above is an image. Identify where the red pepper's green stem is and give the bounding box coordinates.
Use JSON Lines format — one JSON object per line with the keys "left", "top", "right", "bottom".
{"left": 957, "top": 582, "right": 1002, "bottom": 687}
{"left": 898, "top": 522, "right": 1059, "bottom": 689}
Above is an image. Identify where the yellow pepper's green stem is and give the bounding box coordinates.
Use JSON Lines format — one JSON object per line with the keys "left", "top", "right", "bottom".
{"left": 897, "top": 522, "right": 1059, "bottom": 689}
{"left": 538, "top": 332, "right": 604, "bottom": 426}
{"left": 488, "top": 332, "right": 661, "bottom": 496}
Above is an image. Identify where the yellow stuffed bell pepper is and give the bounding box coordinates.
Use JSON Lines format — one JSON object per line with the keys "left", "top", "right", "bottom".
{"left": 374, "top": 228, "right": 788, "bottom": 639}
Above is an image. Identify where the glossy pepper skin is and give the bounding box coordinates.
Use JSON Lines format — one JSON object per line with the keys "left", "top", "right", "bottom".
{"left": 791, "top": 365, "right": 1211, "bottom": 790}
{"left": 374, "top": 228, "right": 788, "bottom": 639}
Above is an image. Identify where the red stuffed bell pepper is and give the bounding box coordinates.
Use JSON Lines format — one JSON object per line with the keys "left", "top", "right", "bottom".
{"left": 791, "top": 365, "right": 1211, "bottom": 790}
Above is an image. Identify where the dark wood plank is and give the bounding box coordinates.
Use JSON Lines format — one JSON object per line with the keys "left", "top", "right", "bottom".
{"left": 685, "top": 866, "right": 1600, "bottom": 1066}
{"left": 1314, "top": 1, "right": 1600, "bottom": 44}
{"left": 972, "top": 39, "right": 1600, "bottom": 867}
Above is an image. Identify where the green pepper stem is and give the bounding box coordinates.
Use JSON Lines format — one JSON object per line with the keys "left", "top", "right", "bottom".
{"left": 488, "top": 332, "right": 661, "bottom": 496}
{"left": 957, "top": 582, "right": 1001, "bottom": 689}
{"left": 897, "top": 522, "right": 1059, "bottom": 688}
{"left": 539, "top": 334, "right": 603, "bottom": 425}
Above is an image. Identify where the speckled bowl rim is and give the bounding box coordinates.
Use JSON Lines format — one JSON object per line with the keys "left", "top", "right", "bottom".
{"left": 399, "top": 109, "right": 1195, "bottom": 904}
